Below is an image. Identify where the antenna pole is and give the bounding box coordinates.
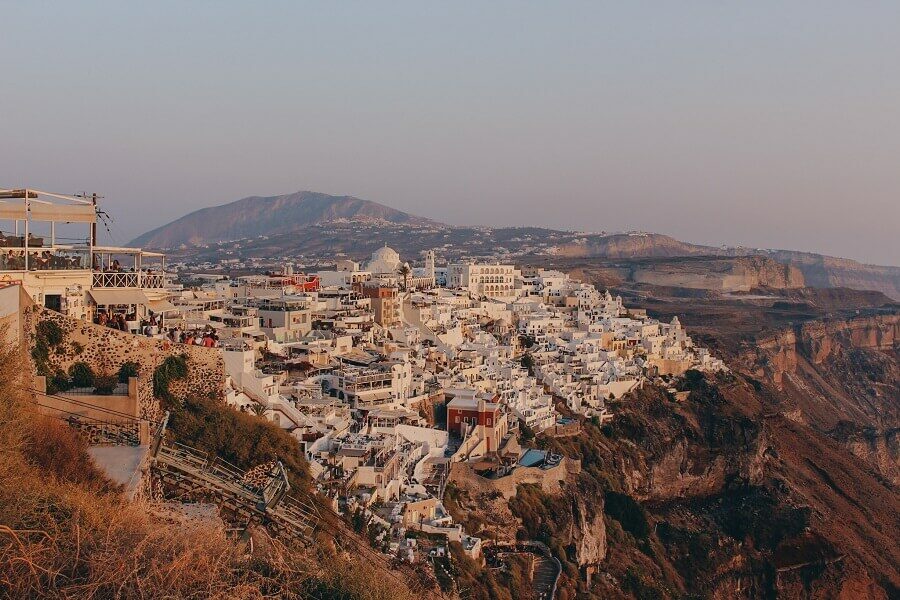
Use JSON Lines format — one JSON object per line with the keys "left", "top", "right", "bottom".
{"left": 91, "top": 193, "right": 98, "bottom": 247}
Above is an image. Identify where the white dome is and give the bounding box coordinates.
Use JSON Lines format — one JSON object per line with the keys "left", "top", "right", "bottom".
{"left": 366, "top": 246, "right": 402, "bottom": 274}
{"left": 371, "top": 246, "right": 400, "bottom": 264}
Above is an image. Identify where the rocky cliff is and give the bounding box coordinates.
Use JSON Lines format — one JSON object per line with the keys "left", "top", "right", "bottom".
{"left": 769, "top": 250, "right": 900, "bottom": 301}
{"left": 746, "top": 314, "right": 899, "bottom": 428}
{"left": 555, "top": 233, "right": 720, "bottom": 259}
{"left": 737, "top": 313, "right": 900, "bottom": 488}
{"left": 630, "top": 256, "right": 805, "bottom": 292}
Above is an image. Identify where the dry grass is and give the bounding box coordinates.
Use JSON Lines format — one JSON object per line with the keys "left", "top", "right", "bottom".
{"left": 23, "top": 415, "right": 116, "bottom": 491}
{"left": 0, "top": 326, "right": 418, "bottom": 600}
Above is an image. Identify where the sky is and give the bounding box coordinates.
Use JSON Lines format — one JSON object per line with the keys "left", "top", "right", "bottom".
{"left": 2, "top": 2, "right": 898, "bottom": 266}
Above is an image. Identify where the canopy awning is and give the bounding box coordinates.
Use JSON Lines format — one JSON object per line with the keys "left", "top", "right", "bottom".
{"left": 147, "top": 299, "right": 178, "bottom": 313}
{"left": 88, "top": 289, "right": 150, "bottom": 306}
{"left": 0, "top": 201, "right": 27, "bottom": 220}
{"left": 29, "top": 202, "right": 96, "bottom": 223}
{"left": 0, "top": 200, "right": 95, "bottom": 223}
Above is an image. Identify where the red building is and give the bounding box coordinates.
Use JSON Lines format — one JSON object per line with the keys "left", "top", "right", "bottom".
{"left": 446, "top": 392, "right": 508, "bottom": 454}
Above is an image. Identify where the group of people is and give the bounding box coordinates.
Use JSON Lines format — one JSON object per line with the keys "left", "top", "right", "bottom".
{"left": 93, "top": 308, "right": 222, "bottom": 348}
{"left": 163, "top": 325, "right": 221, "bottom": 348}
{"left": 0, "top": 248, "right": 88, "bottom": 271}
{"left": 95, "top": 309, "right": 164, "bottom": 336}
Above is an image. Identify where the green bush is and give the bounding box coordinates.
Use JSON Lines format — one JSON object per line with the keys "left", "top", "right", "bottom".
{"left": 49, "top": 370, "right": 72, "bottom": 394}
{"left": 117, "top": 361, "right": 140, "bottom": 383}
{"left": 153, "top": 354, "right": 188, "bottom": 401}
{"left": 93, "top": 374, "right": 118, "bottom": 395}
{"left": 68, "top": 362, "right": 95, "bottom": 388}
{"left": 36, "top": 320, "right": 65, "bottom": 348}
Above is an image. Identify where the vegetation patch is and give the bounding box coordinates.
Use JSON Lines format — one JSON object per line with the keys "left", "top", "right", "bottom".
{"left": 165, "top": 394, "right": 310, "bottom": 490}
{"left": 153, "top": 354, "right": 188, "bottom": 402}
{"left": 68, "top": 361, "right": 95, "bottom": 388}
{"left": 117, "top": 360, "right": 140, "bottom": 383}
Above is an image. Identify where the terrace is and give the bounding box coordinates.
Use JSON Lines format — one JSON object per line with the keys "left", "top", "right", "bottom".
{"left": 0, "top": 189, "right": 168, "bottom": 289}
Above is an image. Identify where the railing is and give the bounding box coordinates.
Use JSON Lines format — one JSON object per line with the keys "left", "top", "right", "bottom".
{"left": 65, "top": 415, "right": 142, "bottom": 446}
{"left": 23, "top": 387, "right": 149, "bottom": 446}
{"left": 64, "top": 382, "right": 130, "bottom": 396}
{"left": 92, "top": 270, "right": 166, "bottom": 289}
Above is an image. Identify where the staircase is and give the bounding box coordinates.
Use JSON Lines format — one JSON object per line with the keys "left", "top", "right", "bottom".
{"left": 149, "top": 416, "right": 319, "bottom": 542}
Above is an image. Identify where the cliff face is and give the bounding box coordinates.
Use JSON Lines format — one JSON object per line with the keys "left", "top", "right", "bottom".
{"left": 555, "top": 233, "right": 719, "bottom": 259}
{"left": 627, "top": 256, "right": 805, "bottom": 292}
{"left": 747, "top": 314, "right": 899, "bottom": 428}
{"left": 537, "top": 378, "right": 898, "bottom": 599}
{"left": 797, "top": 314, "right": 898, "bottom": 363}
{"left": 736, "top": 312, "right": 899, "bottom": 490}
{"left": 570, "top": 494, "right": 607, "bottom": 568}
{"left": 769, "top": 250, "right": 900, "bottom": 301}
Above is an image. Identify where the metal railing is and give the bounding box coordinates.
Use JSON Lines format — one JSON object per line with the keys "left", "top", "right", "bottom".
{"left": 63, "top": 382, "right": 130, "bottom": 396}
{"left": 92, "top": 271, "right": 166, "bottom": 289}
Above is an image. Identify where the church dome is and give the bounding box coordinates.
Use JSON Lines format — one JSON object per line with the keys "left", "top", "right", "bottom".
{"left": 366, "top": 245, "right": 402, "bottom": 274}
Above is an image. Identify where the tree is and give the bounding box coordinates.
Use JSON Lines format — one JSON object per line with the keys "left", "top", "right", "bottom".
{"left": 397, "top": 263, "right": 412, "bottom": 291}
{"left": 520, "top": 353, "right": 535, "bottom": 376}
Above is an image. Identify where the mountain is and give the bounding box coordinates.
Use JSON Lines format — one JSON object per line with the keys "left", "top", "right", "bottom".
{"left": 130, "top": 191, "right": 437, "bottom": 248}
{"left": 133, "top": 191, "right": 900, "bottom": 300}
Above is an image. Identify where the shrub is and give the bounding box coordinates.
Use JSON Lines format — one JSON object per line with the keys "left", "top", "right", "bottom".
{"left": 36, "top": 320, "right": 65, "bottom": 348}
{"left": 23, "top": 414, "right": 116, "bottom": 490}
{"left": 519, "top": 421, "right": 535, "bottom": 442}
{"left": 153, "top": 354, "right": 188, "bottom": 401}
{"left": 520, "top": 352, "right": 535, "bottom": 375}
{"left": 68, "top": 362, "right": 95, "bottom": 388}
{"left": 117, "top": 361, "right": 140, "bottom": 383}
{"left": 93, "top": 374, "right": 119, "bottom": 395}
{"left": 166, "top": 394, "right": 310, "bottom": 489}
{"left": 49, "top": 370, "right": 71, "bottom": 394}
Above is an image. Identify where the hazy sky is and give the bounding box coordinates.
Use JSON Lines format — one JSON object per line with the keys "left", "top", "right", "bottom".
{"left": 2, "top": 2, "right": 898, "bottom": 265}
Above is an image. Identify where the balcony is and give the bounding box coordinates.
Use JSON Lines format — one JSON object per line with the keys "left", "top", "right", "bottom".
{"left": 0, "top": 247, "right": 91, "bottom": 272}
{"left": 92, "top": 270, "right": 166, "bottom": 289}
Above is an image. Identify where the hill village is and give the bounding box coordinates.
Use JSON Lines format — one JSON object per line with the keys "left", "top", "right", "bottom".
{"left": 0, "top": 190, "right": 725, "bottom": 581}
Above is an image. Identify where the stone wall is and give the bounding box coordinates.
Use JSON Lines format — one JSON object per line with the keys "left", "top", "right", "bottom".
{"left": 22, "top": 302, "right": 225, "bottom": 420}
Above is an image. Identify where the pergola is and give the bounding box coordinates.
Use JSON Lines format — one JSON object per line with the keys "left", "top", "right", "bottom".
{"left": 0, "top": 188, "right": 95, "bottom": 271}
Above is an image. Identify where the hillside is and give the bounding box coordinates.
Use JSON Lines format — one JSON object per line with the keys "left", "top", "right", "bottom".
{"left": 130, "top": 191, "right": 436, "bottom": 248}
{"left": 557, "top": 236, "right": 900, "bottom": 299}
{"left": 554, "top": 232, "right": 722, "bottom": 258}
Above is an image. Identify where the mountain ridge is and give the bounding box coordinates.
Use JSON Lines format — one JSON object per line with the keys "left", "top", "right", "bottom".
{"left": 129, "top": 190, "right": 437, "bottom": 248}
{"left": 131, "top": 190, "right": 900, "bottom": 299}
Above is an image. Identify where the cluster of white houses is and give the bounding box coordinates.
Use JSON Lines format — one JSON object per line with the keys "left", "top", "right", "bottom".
{"left": 3, "top": 188, "right": 725, "bottom": 563}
